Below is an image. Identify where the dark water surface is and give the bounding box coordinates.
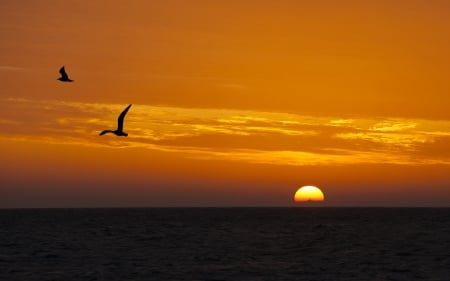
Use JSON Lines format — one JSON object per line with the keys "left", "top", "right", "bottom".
{"left": 1, "top": 208, "right": 449, "bottom": 280}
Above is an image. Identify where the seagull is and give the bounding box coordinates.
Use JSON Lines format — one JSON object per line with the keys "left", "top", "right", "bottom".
{"left": 57, "top": 66, "right": 73, "bottom": 82}
{"left": 99, "top": 104, "right": 132, "bottom": 137}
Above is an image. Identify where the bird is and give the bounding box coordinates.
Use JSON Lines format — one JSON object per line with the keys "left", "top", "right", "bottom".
{"left": 99, "top": 104, "right": 132, "bottom": 137}
{"left": 57, "top": 66, "right": 73, "bottom": 82}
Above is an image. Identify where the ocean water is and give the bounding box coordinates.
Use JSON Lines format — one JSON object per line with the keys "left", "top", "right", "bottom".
{"left": 1, "top": 208, "right": 449, "bottom": 281}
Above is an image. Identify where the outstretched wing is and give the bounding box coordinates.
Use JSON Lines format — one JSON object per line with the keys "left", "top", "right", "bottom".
{"left": 117, "top": 104, "right": 132, "bottom": 131}
{"left": 99, "top": 130, "right": 113, "bottom": 136}
{"left": 59, "top": 66, "right": 69, "bottom": 80}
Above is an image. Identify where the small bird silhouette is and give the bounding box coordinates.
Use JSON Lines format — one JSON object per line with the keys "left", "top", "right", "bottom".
{"left": 99, "top": 104, "right": 132, "bottom": 137}
{"left": 57, "top": 66, "right": 73, "bottom": 82}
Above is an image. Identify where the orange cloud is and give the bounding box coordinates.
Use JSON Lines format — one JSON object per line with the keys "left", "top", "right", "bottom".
{"left": 2, "top": 97, "right": 450, "bottom": 166}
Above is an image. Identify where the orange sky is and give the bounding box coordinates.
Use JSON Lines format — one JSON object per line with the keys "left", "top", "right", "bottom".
{"left": 1, "top": 0, "right": 450, "bottom": 207}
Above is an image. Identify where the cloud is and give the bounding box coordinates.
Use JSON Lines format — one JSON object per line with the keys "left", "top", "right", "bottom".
{"left": 219, "top": 83, "right": 246, "bottom": 89}
{"left": 1, "top": 97, "right": 450, "bottom": 166}
{"left": 370, "top": 120, "right": 417, "bottom": 132}
{"left": 0, "top": 118, "right": 19, "bottom": 125}
{"left": 187, "top": 148, "right": 449, "bottom": 166}
{"left": 328, "top": 119, "right": 355, "bottom": 126}
{"left": 0, "top": 66, "right": 23, "bottom": 71}
{"left": 335, "top": 132, "right": 432, "bottom": 148}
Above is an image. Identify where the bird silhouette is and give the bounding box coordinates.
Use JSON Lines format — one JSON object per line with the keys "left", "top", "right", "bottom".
{"left": 99, "top": 104, "right": 132, "bottom": 137}
{"left": 57, "top": 66, "right": 73, "bottom": 82}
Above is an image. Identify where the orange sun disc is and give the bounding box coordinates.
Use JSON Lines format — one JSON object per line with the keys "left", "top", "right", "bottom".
{"left": 294, "top": 186, "right": 325, "bottom": 202}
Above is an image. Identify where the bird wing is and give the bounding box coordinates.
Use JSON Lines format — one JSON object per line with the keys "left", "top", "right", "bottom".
{"left": 117, "top": 104, "right": 132, "bottom": 131}
{"left": 59, "top": 66, "right": 69, "bottom": 79}
{"left": 99, "top": 130, "right": 113, "bottom": 136}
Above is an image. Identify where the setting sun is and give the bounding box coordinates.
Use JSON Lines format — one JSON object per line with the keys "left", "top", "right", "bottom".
{"left": 294, "top": 186, "right": 325, "bottom": 203}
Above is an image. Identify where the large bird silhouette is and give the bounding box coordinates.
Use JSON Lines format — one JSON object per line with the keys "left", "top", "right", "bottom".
{"left": 99, "top": 104, "right": 132, "bottom": 137}
{"left": 57, "top": 66, "right": 73, "bottom": 82}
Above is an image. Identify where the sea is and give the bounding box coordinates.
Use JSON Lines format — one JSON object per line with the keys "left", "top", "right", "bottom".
{"left": 1, "top": 208, "right": 449, "bottom": 281}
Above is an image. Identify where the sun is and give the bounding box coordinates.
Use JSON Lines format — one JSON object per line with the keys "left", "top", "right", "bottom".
{"left": 294, "top": 186, "right": 325, "bottom": 202}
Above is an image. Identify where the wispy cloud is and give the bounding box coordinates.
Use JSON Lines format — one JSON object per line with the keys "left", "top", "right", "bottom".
{"left": 335, "top": 132, "right": 432, "bottom": 148}
{"left": 1, "top": 97, "right": 450, "bottom": 166}
{"left": 219, "top": 83, "right": 247, "bottom": 89}
{"left": 0, "top": 118, "right": 19, "bottom": 125}
{"left": 0, "top": 66, "right": 23, "bottom": 71}
{"left": 371, "top": 120, "right": 417, "bottom": 132}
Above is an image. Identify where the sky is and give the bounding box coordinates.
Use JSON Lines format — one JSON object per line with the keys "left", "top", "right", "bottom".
{"left": 1, "top": 0, "right": 450, "bottom": 207}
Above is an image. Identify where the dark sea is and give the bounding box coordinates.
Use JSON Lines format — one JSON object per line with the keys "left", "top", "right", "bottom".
{"left": 1, "top": 208, "right": 449, "bottom": 281}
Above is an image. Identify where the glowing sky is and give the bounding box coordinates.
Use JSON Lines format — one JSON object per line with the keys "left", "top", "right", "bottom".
{"left": 1, "top": 0, "right": 450, "bottom": 207}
